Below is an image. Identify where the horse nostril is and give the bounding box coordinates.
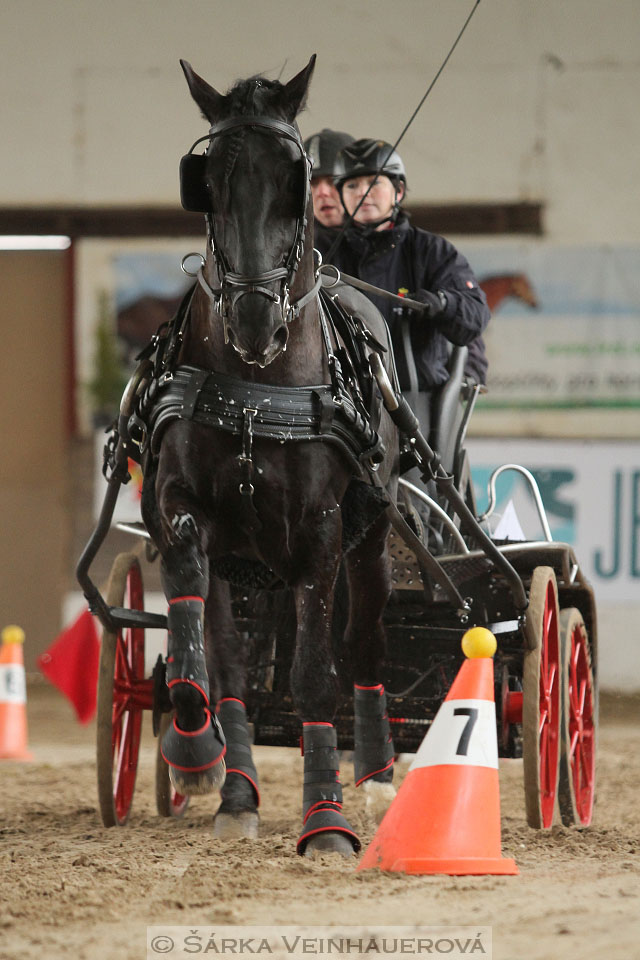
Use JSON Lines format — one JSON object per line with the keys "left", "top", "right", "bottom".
{"left": 273, "top": 324, "right": 289, "bottom": 350}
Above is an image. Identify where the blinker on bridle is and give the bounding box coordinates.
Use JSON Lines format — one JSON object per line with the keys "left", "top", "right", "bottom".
{"left": 179, "top": 115, "right": 320, "bottom": 333}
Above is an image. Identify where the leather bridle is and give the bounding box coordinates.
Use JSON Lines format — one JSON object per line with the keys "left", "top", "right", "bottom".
{"left": 186, "top": 115, "right": 321, "bottom": 329}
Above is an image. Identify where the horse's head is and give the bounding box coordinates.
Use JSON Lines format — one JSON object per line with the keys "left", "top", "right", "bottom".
{"left": 181, "top": 57, "right": 316, "bottom": 367}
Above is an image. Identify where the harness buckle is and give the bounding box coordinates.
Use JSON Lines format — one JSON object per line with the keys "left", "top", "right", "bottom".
{"left": 282, "top": 288, "right": 291, "bottom": 323}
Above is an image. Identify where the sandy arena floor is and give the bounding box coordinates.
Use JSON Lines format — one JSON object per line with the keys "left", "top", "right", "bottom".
{"left": 0, "top": 683, "right": 638, "bottom": 960}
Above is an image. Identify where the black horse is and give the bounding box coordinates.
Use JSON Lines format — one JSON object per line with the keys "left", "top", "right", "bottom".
{"left": 141, "top": 56, "right": 399, "bottom": 856}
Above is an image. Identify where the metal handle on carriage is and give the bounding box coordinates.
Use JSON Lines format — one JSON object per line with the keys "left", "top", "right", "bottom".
{"left": 76, "top": 360, "right": 155, "bottom": 632}
{"left": 398, "top": 478, "right": 470, "bottom": 554}
{"left": 368, "top": 353, "right": 529, "bottom": 612}
{"left": 75, "top": 478, "right": 121, "bottom": 632}
{"left": 76, "top": 466, "right": 167, "bottom": 633}
{"left": 478, "top": 463, "right": 553, "bottom": 543}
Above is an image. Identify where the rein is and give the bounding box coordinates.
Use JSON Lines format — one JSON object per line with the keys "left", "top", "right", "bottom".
{"left": 320, "top": 265, "right": 428, "bottom": 313}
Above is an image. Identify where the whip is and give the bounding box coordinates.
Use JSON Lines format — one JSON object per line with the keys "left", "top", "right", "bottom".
{"left": 324, "top": 0, "right": 483, "bottom": 263}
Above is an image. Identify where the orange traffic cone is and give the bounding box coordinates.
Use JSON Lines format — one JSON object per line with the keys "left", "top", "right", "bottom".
{"left": 358, "top": 627, "right": 517, "bottom": 875}
{"left": 0, "top": 625, "right": 33, "bottom": 760}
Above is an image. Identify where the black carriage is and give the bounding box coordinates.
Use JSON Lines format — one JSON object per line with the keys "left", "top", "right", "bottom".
{"left": 77, "top": 57, "right": 596, "bottom": 846}
{"left": 79, "top": 333, "right": 597, "bottom": 833}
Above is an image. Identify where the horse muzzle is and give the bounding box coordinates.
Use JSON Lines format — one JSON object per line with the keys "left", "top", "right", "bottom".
{"left": 224, "top": 294, "right": 290, "bottom": 367}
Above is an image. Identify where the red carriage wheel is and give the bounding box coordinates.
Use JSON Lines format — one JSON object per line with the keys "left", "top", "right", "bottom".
{"left": 96, "top": 553, "right": 146, "bottom": 827}
{"left": 522, "top": 567, "right": 561, "bottom": 829}
{"left": 558, "top": 608, "right": 596, "bottom": 827}
{"left": 155, "top": 711, "right": 190, "bottom": 819}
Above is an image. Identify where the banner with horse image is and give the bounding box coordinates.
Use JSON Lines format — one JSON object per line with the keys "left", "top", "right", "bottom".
{"left": 112, "top": 249, "right": 194, "bottom": 367}
{"left": 80, "top": 244, "right": 194, "bottom": 521}
{"left": 463, "top": 243, "right": 640, "bottom": 409}
{"left": 78, "top": 240, "right": 640, "bottom": 428}
{"left": 75, "top": 240, "right": 196, "bottom": 435}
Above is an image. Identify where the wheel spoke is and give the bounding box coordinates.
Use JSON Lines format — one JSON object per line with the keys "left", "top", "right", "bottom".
{"left": 538, "top": 704, "right": 548, "bottom": 738}
{"left": 539, "top": 722, "right": 548, "bottom": 777}
{"left": 578, "top": 745, "right": 592, "bottom": 784}
{"left": 112, "top": 697, "right": 127, "bottom": 728}
{"left": 569, "top": 729, "right": 579, "bottom": 759}
{"left": 577, "top": 678, "right": 587, "bottom": 715}
{"left": 111, "top": 717, "right": 122, "bottom": 755}
{"left": 570, "top": 640, "right": 580, "bottom": 674}
{"left": 541, "top": 613, "right": 550, "bottom": 673}
{"left": 115, "top": 712, "right": 130, "bottom": 792}
{"left": 116, "top": 639, "right": 133, "bottom": 685}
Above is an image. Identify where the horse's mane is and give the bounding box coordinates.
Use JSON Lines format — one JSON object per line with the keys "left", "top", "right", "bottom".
{"left": 224, "top": 75, "right": 284, "bottom": 115}
{"left": 220, "top": 76, "right": 289, "bottom": 183}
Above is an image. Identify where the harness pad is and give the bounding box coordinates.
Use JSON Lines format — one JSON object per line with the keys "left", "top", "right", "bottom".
{"left": 142, "top": 364, "right": 383, "bottom": 472}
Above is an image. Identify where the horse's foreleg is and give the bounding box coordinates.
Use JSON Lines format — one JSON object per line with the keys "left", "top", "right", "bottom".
{"left": 159, "top": 512, "right": 225, "bottom": 795}
{"left": 291, "top": 539, "right": 360, "bottom": 858}
{"left": 344, "top": 514, "right": 396, "bottom": 819}
{"left": 205, "top": 578, "right": 259, "bottom": 838}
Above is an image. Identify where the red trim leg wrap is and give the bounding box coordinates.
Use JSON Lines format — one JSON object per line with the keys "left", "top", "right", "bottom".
{"left": 161, "top": 708, "right": 226, "bottom": 776}
{"left": 296, "top": 723, "right": 360, "bottom": 855}
{"left": 166, "top": 597, "right": 209, "bottom": 704}
{"left": 216, "top": 698, "right": 260, "bottom": 806}
{"left": 353, "top": 683, "right": 395, "bottom": 787}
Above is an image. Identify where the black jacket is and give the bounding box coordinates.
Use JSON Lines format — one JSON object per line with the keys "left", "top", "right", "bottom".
{"left": 315, "top": 215, "right": 489, "bottom": 389}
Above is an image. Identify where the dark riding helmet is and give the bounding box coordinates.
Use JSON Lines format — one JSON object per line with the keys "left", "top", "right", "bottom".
{"left": 333, "top": 138, "right": 406, "bottom": 187}
{"left": 303, "top": 129, "right": 355, "bottom": 179}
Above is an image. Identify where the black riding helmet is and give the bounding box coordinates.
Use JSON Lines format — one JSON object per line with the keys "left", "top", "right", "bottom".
{"left": 333, "top": 139, "right": 406, "bottom": 228}
{"left": 333, "top": 138, "right": 406, "bottom": 187}
{"left": 303, "top": 129, "right": 355, "bottom": 179}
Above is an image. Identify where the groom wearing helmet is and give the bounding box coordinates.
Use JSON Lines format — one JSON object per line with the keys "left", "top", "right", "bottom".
{"left": 304, "top": 128, "right": 355, "bottom": 232}
{"left": 320, "top": 138, "right": 489, "bottom": 393}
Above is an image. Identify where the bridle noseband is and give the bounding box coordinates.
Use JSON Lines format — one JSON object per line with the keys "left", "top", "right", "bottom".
{"left": 185, "top": 115, "right": 320, "bottom": 331}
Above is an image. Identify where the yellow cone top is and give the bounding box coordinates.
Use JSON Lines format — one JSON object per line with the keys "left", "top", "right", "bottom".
{"left": 1, "top": 625, "right": 26, "bottom": 646}
{"left": 461, "top": 627, "right": 497, "bottom": 659}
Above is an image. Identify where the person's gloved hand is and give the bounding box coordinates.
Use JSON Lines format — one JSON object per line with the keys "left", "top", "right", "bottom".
{"left": 409, "top": 289, "right": 448, "bottom": 317}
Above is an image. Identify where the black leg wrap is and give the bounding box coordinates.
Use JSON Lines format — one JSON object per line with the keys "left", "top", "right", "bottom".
{"left": 296, "top": 723, "right": 360, "bottom": 856}
{"left": 217, "top": 698, "right": 260, "bottom": 806}
{"left": 166, "top": 597, "right": 210, "bottom": 703}
{"left": 161, "top": 709, "right": 226, "bottom": 794}
{"left": 353, "top": 684, "right": 395, "bottom": 787}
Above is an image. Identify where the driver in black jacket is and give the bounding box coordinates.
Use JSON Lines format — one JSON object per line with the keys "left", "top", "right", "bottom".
{"left": 315, "top": 139, "right": 489, "bottom": 397}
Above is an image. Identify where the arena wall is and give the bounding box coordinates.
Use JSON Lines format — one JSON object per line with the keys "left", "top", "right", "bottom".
{"left": 1, "top": 0, "right": 638, "bottom": 688}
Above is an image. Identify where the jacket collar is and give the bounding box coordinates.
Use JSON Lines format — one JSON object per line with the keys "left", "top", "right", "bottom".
{"left": 342, "top": 212, "right": 410, "bottom": 257}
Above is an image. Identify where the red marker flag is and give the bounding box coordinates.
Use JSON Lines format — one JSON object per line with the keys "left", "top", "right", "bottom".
{"left": 37, "top": 609, "right": 100, "bottom": 724}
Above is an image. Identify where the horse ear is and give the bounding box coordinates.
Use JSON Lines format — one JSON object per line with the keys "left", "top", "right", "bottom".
{"left": 281, "top": 54, "right": 316, "bottom": 120}
{"left": 180, "top": 59, "right": 224, "bottom": 124}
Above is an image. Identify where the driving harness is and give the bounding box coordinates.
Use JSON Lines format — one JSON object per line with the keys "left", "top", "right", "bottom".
{"left": 122, "top": 111, "right": 392, "bottom": 478}
{"left": 105, "top": 108, "right": 467, "bottom": 599}
{"left": 127, "top": 281, "right": 389, "bottom": 478}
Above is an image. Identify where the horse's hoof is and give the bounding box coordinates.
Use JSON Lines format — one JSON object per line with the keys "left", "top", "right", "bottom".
{"left": 161, "top": 710, "right": 226, "bottom": 795}
{"left": 362, "top": 780, "right": 396, "bottom": 825}
{"left": 213, "top": 810, "right": 259, "bottom": 839}
{"left": 297, "top": 807, "right": 360, "bottom": 857}
{"left": 169, "top": 757, "right": 226, "bottom": 796}
{"left": 303, "top": 831, "right": 357, "bottom": 858}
